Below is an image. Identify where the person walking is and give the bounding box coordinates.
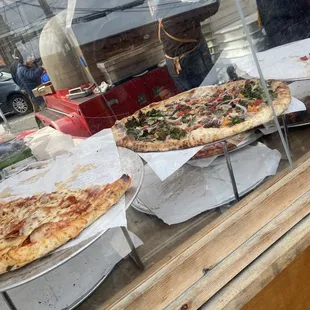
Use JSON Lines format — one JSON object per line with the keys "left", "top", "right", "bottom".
{"left": 9, "top": 49, "right": 23, "bottom": 88}
{"left": 17, "top": 55, "right": 45, "bottom": 112}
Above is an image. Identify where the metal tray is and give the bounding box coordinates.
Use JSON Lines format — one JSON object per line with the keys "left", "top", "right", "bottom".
{"left": 287, "top": 120, "right": 310, "bottom": 128}
{"left": 2, "top": 227, "right": 141, "bottom": 310}
{"left": 187, "top": 130, "right": 262, "bottom": 162}
{"left": 132, "top": 197, "right": 155, "bottom": 216}
{"left": 132, "top": 174, "right": 266, "bottom": 216}
{"left": 0, "top": 147, "right": 143, "bottom": 292}
{"left": 132, "top": 132, "right": 262, "bottom": 216}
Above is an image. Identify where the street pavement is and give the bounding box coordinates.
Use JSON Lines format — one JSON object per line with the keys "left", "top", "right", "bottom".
{"left": 4, "top": 113, "right": 38, "bottom": 135}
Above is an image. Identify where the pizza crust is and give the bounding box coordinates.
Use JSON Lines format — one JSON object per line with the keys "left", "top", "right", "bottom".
{"left": 113, "top": 80, "right": 291, "bottom": 152}
{"left": 0, "top": 175, "right": 131, "bottom": 274}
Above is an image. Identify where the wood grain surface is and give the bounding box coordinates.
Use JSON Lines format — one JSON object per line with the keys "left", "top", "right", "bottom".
{"left": 101, "top": 152, "right": 310, "bottom": 310}
{"left": 242, "top": 243, "right": 310, "bottom": 310}
{"left": 202, "top": 214, "right": 310, "bottom": 310}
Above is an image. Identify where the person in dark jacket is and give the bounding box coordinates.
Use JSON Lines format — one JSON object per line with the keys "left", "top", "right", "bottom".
{"left": 257, "top": 0, "right": 310, "bottom": 47}
{"left": 9, "top": 50, "right": 23, "bottom": 88}
{"left": 158, "top": 1, "right": 220, "bottom": 91}
{"left": 17, "top": 55, "right": 45, "bottom": 111}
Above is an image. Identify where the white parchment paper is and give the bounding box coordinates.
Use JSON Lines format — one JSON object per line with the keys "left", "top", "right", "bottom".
{"left": 233, "top": 38, "right": 310, "bottom": 80}
{"left": 138, "top": 145, "right": 204, "bottom": 181}
{"left": 0, "top": 129, "right": 128, "bottom": 249}
{"left": 137, "top": 143, "right": 281, "bottom": 225}
{"left": 284, "top": 97, "right": 307, "bottom": 114}
{"left": 259, "top": 97, "right": 306, "bottom": 135}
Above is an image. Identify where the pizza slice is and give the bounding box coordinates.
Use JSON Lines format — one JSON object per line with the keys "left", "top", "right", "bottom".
{"left": 0, "top": 174, "right": 131, "bottom": 274}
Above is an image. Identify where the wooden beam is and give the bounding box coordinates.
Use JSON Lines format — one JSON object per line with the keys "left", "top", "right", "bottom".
{"left": 242, "top": 237, "right": 310, "bottom": 310}
{"left": 167, "top": 190, "right": 310, "bottom": 309}
{"left": 202, "top": 214, "right": 310, "bottom": 310}
{"left": 101, "top": 152, "right": 310, "bottom": 310}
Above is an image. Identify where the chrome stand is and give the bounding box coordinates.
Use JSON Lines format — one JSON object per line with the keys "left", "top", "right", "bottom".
{"left": 0, "top": 108, "right": 11, "bottom": 131}
{"left": 222, "top": 141, "right": 240, "bottom": 201}
{"left": 219, "top": 116, "right": 292, "bottom": 203}
{"left": 282, "top": 115, "right": 292, "bottom": 157}
{"left": 2, "top": 292, "right": 17, "bottom": 310}
{"left": 121, "top": 227, "right": 144, "bottom": 270}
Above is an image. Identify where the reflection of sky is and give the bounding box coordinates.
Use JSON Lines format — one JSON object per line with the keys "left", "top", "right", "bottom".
{"left": 71, "top": 0, "right": 216, "bottom": 45}
{"left": 0, "top": 0, "right": 216, "bottom": 46}
{"left": 0, "top": 1, "right": 66, "bottom": 34}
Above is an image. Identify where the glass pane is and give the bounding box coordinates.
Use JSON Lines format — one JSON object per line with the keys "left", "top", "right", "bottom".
{"left": 0, "top": 0, "right": 308, "bottom": 309}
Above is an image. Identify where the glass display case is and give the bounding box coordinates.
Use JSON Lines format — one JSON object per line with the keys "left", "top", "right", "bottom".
{"left": 0, "top": 1, "right": 310, "bottom": 310}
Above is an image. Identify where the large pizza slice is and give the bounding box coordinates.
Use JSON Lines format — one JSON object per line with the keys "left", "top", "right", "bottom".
{"left": 0, "top": 174, "right": 131, "bottom": 274}
{"left": 112, "top": 79, "right": 290, "bottom": 152}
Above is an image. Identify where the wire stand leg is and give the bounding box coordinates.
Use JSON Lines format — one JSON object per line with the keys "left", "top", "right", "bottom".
{"left": 2, "top": 292, "right": 17, "bottom": 310}
{"left": 0, "top": 109, "right": 11, "bottom": 131}
{"left": 222, "top": 141, "right": 240, "bottom": 202}
{"left": 121, "top": 227, "right": 144, "bottom": 271}
{"left": 282, "top": 115, "right": 292, "bottom": 158}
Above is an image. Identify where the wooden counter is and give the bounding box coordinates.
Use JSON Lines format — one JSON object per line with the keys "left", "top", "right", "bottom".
{"left": 98, "top": 150, "right": 310, "bottom": 310}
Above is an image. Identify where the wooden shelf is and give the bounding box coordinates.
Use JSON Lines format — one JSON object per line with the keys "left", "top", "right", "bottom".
{"left": 99, "top": 151, "right": 310, "bottom": 310}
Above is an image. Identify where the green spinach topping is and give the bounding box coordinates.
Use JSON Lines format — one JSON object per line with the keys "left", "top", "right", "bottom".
{"left": 230, "top": 116, "right": 245, "bottom": 126}
{"left": 181, "top": 114, "right": 191, "bottom": 123}
{"left": 146, "top": 109, "right": 164, "bottom": 118}
{"left": 170, "top": 128, "right": 187, "bottom": 140}
{"left": 125, "top": 117, "right": 142, "bottom": 129}
{"left": 222, "top": 94, "right": 233, "bottom": 101}
{"left": 127, "top": 128, "right": 142, "bottom": 138}
{"left": 156, "top": 125, "right": 187, "bottom": 141}
{"left": 243, "top": 80, "right": 278, "bottom": 103}
{"left": 243, "top": 81, "right": 264, "bottom": 99}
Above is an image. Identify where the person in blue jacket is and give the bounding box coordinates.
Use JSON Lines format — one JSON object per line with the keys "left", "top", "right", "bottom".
{"left": 9, "top": 50, "right": 24, "bottom": 88}
{"left": 17, "top": 55, "right": 45, "bottom": 111}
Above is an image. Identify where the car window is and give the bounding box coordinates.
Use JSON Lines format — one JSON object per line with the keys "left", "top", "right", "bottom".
{"left": 0, "top": 72, "right": 13, "bottom": 82}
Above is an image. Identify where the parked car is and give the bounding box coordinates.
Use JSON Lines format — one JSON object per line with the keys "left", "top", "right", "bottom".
{"left": 0, "top": 71, "right": 33, "bottom": 115}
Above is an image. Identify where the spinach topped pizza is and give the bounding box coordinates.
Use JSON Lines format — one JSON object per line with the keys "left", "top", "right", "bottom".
{"left": 112, "top": 79, "right": 291, "bottom": 152}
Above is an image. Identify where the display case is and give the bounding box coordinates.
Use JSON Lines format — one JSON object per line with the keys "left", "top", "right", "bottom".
{"left": 0, "top": 1, "right": 310, "bottom": 310}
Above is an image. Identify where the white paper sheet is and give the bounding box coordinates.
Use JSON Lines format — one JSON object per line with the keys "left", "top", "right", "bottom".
{"left": 138, "top": 145, "right": 204, "bottom": 181}
{"left": 0, "top": 228, "right": 142, "bottom": 310}
{"left": 284, "top": 97, "right": 307, "bottom": 114}
{"left": 137, "top": 143, "right": 281, "bottom": 225}
{"left": 233, "top": 38, "right": 310, "bottom": 80}
{"left": 289, "top": 80, "right": 310, "bottom": 100}
{"left": 259, "top": 97, "right": 306, "bottom": 135}
{"left": 0, "top": 129, "right": 128, "bottom": 249}
{"left": 24, "top": 127, "right": 75, "bottom": 161}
